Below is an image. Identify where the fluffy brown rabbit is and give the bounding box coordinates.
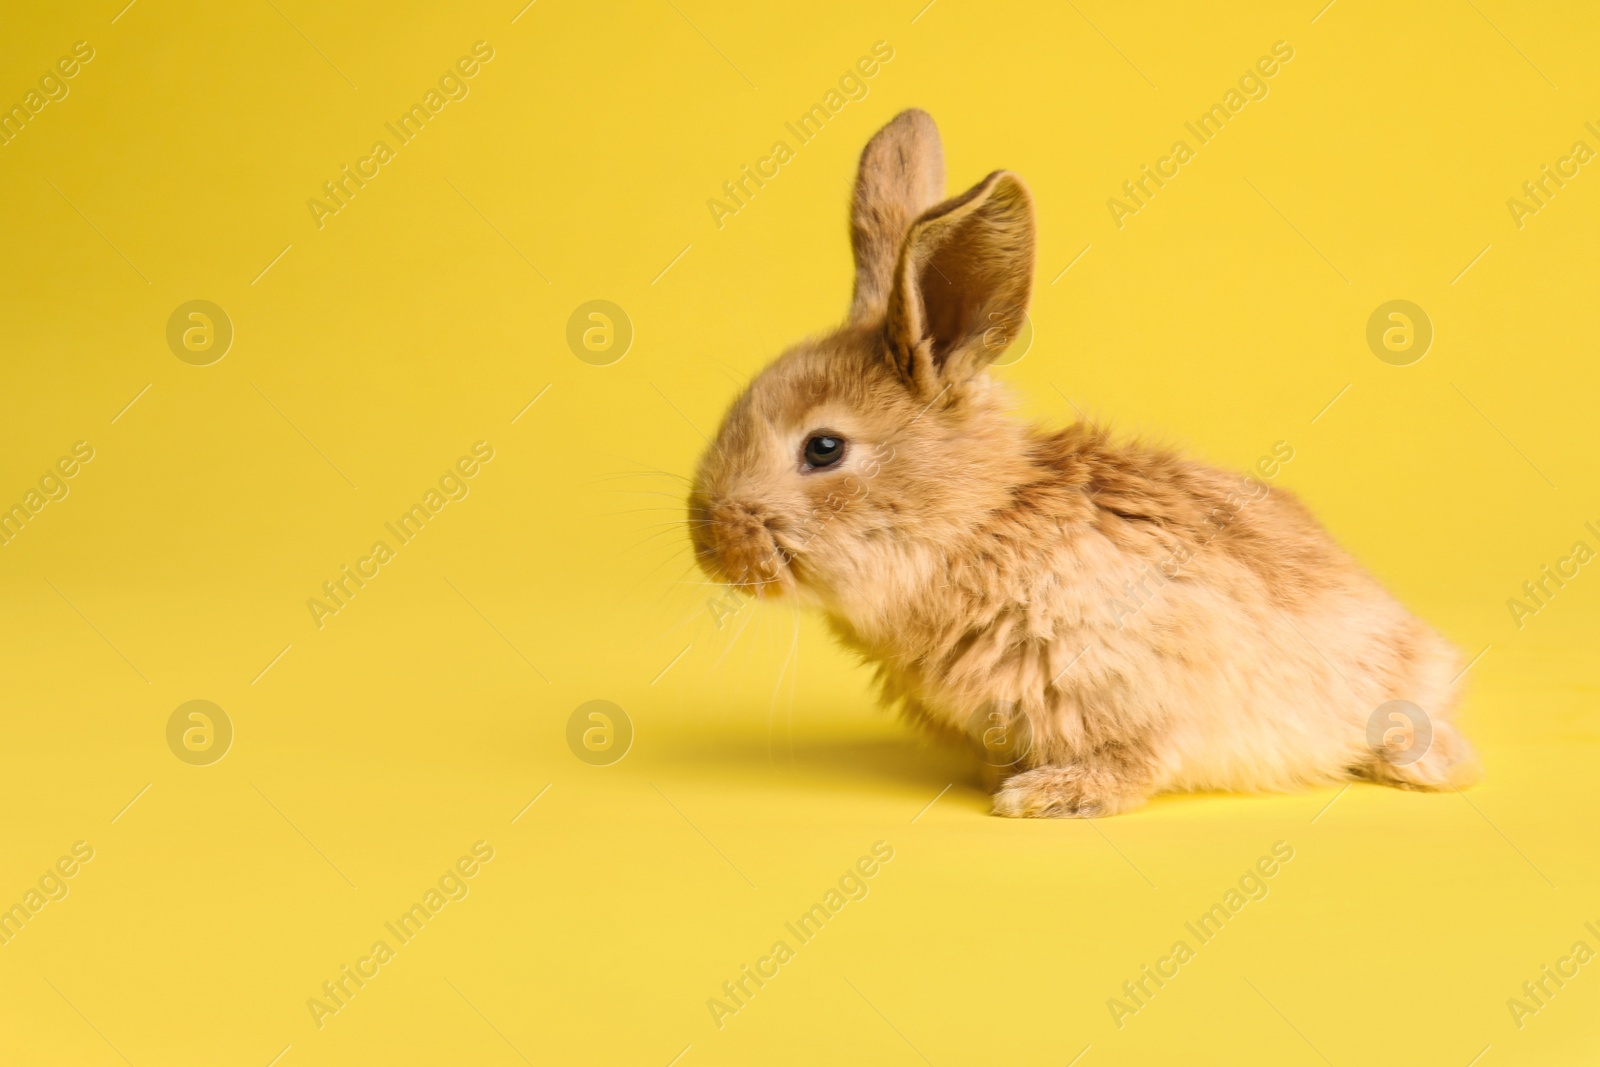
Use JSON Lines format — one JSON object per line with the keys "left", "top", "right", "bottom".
{"left": 687, "top": 109, "right": 1479, "bottom": 817}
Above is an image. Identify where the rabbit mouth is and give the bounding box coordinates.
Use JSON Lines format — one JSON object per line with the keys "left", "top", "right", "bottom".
{"left": 706, "top": 540, "right": 795, "bottom": 599}
{"left": 688, "top": 498, "right": 797, "bottom": 597}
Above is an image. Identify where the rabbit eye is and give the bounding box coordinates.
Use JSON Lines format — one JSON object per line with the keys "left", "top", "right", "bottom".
{"left": 803, "top": 434, "right": 845, "bottom": 469}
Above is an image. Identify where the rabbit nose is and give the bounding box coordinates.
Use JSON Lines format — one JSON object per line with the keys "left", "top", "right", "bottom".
{"left": 709, "top": 499, "right": 770, "bottom": 538}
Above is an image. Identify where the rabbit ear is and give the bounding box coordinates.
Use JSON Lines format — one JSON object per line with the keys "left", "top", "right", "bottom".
{"left": 883, "top": 170, "right": 1035, "bottom": 397}
{"left": 849, "top": 109, "right": 946, "bottom": 324}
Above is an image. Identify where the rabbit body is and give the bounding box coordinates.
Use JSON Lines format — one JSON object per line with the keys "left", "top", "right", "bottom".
{"left": 688, "top": 110, "right": 1478, "bottom": 816}
{"left": 830, "top": 407, "right": 1474, "bottom": 817}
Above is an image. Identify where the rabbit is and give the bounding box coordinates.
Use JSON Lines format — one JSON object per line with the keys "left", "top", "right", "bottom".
{"left": 687, "top": 108, "right": 1479, "bottom": 817}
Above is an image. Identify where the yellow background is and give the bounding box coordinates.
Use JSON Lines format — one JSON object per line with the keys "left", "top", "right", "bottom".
{"left": 2, "top": 1, "right": 1597, "bottom": 1064}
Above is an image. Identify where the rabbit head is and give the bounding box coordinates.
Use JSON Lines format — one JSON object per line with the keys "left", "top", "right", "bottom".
{"left": 689, "top": 110, "right": 1037, "bottom": 606}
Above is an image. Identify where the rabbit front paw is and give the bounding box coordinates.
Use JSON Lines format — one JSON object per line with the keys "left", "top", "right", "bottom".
{"left": 992, "top": 764, "right": 1148, "bottom": 819}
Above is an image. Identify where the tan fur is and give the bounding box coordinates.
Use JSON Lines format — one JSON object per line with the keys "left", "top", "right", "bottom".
{"left": 688, "top": 109, "right": 1480, "bottom": 817}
